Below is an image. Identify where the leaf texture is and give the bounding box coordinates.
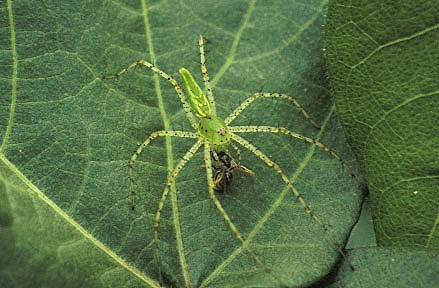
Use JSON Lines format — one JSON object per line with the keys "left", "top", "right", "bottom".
{"left": 325, "top": 0, "right": 438, "bottom": 248}
{"left": 1, "top": 1, "right": 361, "bottom": 287}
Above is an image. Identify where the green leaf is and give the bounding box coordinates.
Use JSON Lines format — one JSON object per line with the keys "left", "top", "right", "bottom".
{"left": 0, "top": 156, "right": 153, "bottom": 288}
{"left": 324, "top": 0, "right": 438, "bottom": 248}
{"left": 346, "top": 197, "right": 377, "bottom": 249}
{"left": 331, "top": 247, "right": 439, "bottom": 288}
{"left": 1, "top": 1, "right": 362, "bottom": 287}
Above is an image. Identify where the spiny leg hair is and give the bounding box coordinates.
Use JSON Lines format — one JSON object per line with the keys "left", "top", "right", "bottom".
{"left": 230, "top": 126, "right": 356, "bottom": 179}
{"left": 129, "top": 131, "right": 197, "bottom": 209}
{"left": 198, "top": 35, "right": 216, "bottom": 115}
{"left": 203, "top": 144, "right": 288, "bottom": 287}
{"left": 103, "top": 60, "right": 198, "bottom": 128}
{"left": 230, "top": 133, "right": 354, "bottom": 271}
{"left": 153, "top": 140, "right": 203, "bottom": 285}
{"left": 224, "top": 92, "right": 320, "bottom": 129}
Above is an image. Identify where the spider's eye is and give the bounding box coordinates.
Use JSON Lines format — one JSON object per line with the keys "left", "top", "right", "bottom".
{"left": 217, "top": 127, "right": 227, "bottom": 136}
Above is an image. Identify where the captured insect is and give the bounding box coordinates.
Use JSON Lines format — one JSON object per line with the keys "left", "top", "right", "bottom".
{"left": 104, "top": 35, "right": 355, "bottom": 287}
{"left": 212, "top": 150, "right": 253, "bottom": 192}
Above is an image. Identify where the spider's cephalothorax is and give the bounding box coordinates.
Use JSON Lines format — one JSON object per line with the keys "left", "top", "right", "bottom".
{"left": 198, "top": 116, "right": 231, "bottom": 152}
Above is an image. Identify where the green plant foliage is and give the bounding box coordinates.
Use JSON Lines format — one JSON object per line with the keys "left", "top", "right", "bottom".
{"left": 1, "top": 0, "right": 362, "bottom": 287}
{"left": 0, "top": 157, "right": 151, "bottom": 288}
{"left": 324, "top": 0, "right": 438, "bottom": 248}
{"left": 331, "top": 247, "right": 439, "bottom": 288}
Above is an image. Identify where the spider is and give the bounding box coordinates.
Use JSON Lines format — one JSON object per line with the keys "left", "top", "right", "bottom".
{"left": 104, "top": 35, "right": 354, "bottom": 287}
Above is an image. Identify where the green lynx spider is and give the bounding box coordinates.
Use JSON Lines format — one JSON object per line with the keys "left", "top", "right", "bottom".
{"left": 104, "top": 35, "right": 354, "bottom": 286}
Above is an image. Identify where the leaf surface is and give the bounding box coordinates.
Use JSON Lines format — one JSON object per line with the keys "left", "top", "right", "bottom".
{"left": 331, "top": 247, "right": 439, "bottom": 288}
{"left": 324, "top": 0, "right": 438, "bottom": 248}
{"left": 1, "top": 1, "right": 361, "bottom": 287}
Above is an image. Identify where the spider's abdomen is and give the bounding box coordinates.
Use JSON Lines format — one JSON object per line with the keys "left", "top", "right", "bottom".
{"left": 179, "top": 68, "right": 211, "bottom": 118}
{"left": 198, "top": 116, "right": 231, "bottom": 152}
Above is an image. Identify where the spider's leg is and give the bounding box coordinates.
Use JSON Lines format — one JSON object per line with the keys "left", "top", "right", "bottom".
{"left": 153, "top": 140, "right": 202, "bottom": 286}
{"left": 230, "top": 133, "right": 354, "bottom": 271}
{"left": 230, "top": 141, "right": 242, "bottom": 162}
{"left": 103, "top": 60, "right": 198, "bottom": 128}
{"left": 198, "top": 35, "right": 216, "bottom": 116}
{"left": 202, "top": 144, "right": 288, "bottom": 287}
{"left": 230, "top": 141, "right": 254, "bottom": 175}
{"left": 129, "top": 131, "right": 197, "bottom": 209}
{"left": 225, "top": 92, "right": 320, "bottom": 129}
{"left": 230, "top": 126, "right": 356, "bottom": 179}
